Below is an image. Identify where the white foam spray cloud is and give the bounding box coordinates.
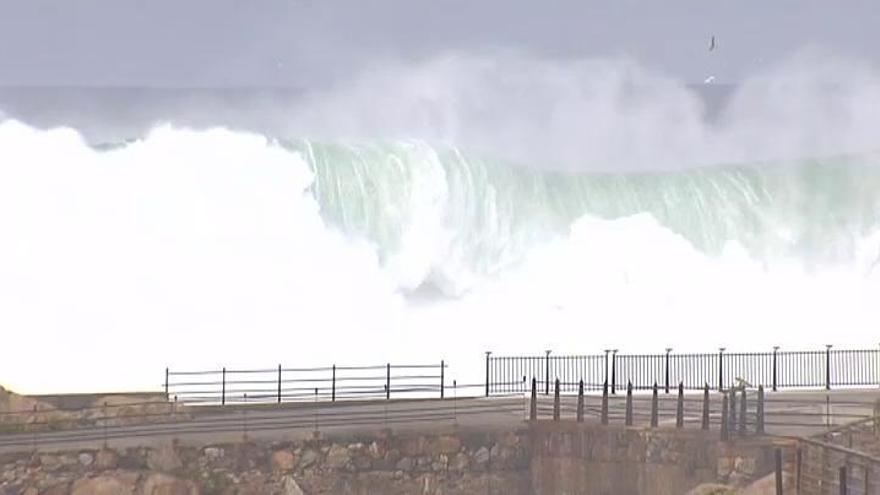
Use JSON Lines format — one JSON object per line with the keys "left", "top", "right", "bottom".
{"left": 289, "top": 50, "right": 880, "bottom": 170}
{"left": 1, "top": 52, "right": 880, "bottom": 393}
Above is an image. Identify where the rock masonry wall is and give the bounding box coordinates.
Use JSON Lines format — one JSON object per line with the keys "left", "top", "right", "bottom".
{"left": 0, "top": 423, "right": 775, "bottom": 494}
{"left": 0, "top": 428, "right": 530, "bottom": 495}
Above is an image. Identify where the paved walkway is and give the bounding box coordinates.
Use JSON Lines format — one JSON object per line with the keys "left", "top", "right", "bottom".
{"left": 0, "top": 389, "right": 877, "bottom": 454}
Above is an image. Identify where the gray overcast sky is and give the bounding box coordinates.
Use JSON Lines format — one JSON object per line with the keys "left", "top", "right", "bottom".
{"left": 1, "top": 0, "right": 878, "bottom": 87}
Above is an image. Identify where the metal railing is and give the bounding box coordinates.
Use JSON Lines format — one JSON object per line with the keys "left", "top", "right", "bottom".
{"left": 486, "top": 346, "right": 880, "bottom": 395}
{"left": 165, "top": 361, "right": 449, "bottom": 405}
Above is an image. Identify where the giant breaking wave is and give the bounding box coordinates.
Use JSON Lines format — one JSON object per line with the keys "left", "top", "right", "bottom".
{"left": 2, "top": 53, "right": 880, "bottom": 393}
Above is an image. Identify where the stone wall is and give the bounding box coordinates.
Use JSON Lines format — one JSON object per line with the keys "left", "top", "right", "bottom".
{"left": 0, "top": 423, "right": 777, "bottom": 494}
{"left": 0, "top": 428, "right": 530, "bottom": 495}
{"left": 529, "top": 423, "right": 775, "bottom": 495}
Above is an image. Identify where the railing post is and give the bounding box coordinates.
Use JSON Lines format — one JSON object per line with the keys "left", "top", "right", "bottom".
{"left": 611, "top": 350, "right": 618, "bottom": 395}
{"left": 676, "top": 382, "right": 684, "bottom": 428}
{"left": 485, "top": 351, "right": 492, "bottom": 397}
{"left": 718, "top": 347, "right": 725, "bottom": 391}
{"left": 221, "top": 367, "right": 226, "bottom": 406}
{"left": 529, "top": 377, "right": 537, "bottom": 421}
{"left": 164, "top": 367, "right": 169, "bottom": 399}
{"left": 757, "top": 385, "right": 765, "bottom": 434}
{"left": 720, "top": 393, "right": 729, "bottom": 441}
{"left": 386, "top": 363, "right": 391, "bottom": 400}
{"left": 440, "top": 360, "right": 445, "bottom": 399}
{"left": 545, "top": 350, "right": 552, "bottom": 396}
{"left": 739, "top": 386, "right": 747, "bottom": 436}
{"left": 826, "top": 344, "right": 833, "bottom": 390}
{"left": 839, "top": 465, "right": 847, "bottom": 495}
{"left": 277, "top": 364, "right": 282, "bottom": 404}
{"left": 650, "top": 383, "right": 658, "bottom": 427}
{"left": 553, "top": 379, "right": 561, "bottom": 421}
{"left": 702, "top": 383, "right": 710, "bottom": 430}
{"left": 625, "top": 381, "right": 633, "bottom": 426}
{"left": 665, "top": 348, "right": 672, "bottom": 394}
{"left": 577, "top": 380, "right": 584, "bottom": 422}
{"left": 603, "top": 349, "right": 610, "bottom": 388}
{"left": 332, "top": 364, "right": 336, "bottom": 402}
{"left": 772, "top": 346, "right": 779, "bottom": 392}
{"left": 601, "top": 381, "right": 609, "bottom": 425}
{"left": 775, "top": 448, "right": 783, "bottom": 495}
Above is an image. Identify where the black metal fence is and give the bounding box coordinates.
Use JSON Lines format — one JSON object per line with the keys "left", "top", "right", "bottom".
{"left": 487, "top": 347, "right": 880, "bottom": 395}
{"left": 165, "top": 362, "right": 448, "bottom": 405}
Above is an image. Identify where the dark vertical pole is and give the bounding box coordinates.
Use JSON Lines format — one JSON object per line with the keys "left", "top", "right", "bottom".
{"left": 485, "top": 352, "right": 491, "bottom": 397}
{"left": 739, "top": 387, "right": 747, "bottom": 436}
{"left": 772, "top": 346, "right": 779, "bottom": 392}
{"left": 625, "top": 381, "right": 633, "bottom": 426}
{"left": 440, "top": 360, "right": 445, "bottom": 399}
{"left": 331, "top": 365, "right": 336, "bottom": 402}
{"left": 386, "top": 363, "right": 391, "bottom": 400}
{"left": 221, "top": 367, "right": 226, "bottom": 406}
{"left": 611, "top": 350, "right": 618, "bottom": 395}
{"left": 665, "top": 348, "right": 672, "bottom": 394}
{"left": 775, "top": 449, "right": 783, "bottom": 495}
{"left": 277, "top": 364, "right": 282, "bottom": 404}
{"left": 577, "top": 380, "right": 584, "bottom": 422}
{"left": 718, "top": 348, "right": 725, "bottom": 391}
{"left": 702, "top": 383, "right": 710, "bottom": 430}
{"left": 545, "top": 350, "right": 551, "bottom": 396}
{"left": 604, "top": 350, "right": 610, "bottom": 388}
{"left": 529, "top": 377, "right": 537, "bottom": 421}
{"left": 826, "top": 345, "right": 833, "bottom": 390}
{"left": 720, "top": 394, "right": 729, "bottom": 441}
{"left": 553, "top": 379, "right": 561, "bottom": 421}
{"left": 839, "top": 465, "right": 847, "bottom": 495}
{"left": 676, "top": 382, "right": 684, "bottom": 428}
{"left": 164, "top": 367, "right": 169, "bottom": 399}
{"left": 650, "top": 383, "right": 659, "bottom": 427}
{"left": 757, "top": 385, "right": 765, "bottom": 434}
{"left": 601, "top": 381, "right": 609, "bottom": 425}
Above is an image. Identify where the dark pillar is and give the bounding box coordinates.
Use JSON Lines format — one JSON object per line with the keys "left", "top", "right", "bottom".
{"left": 826, "top": 344, "right": 833, "bottom": 390}
{"left": 757, "top": 385, "right": 765, "bottom": 434}
{"left": 529, "top": 377, "right": 537, "bottom": 421}
{"left": 701, "top": 383, "right": 710, "bottom": 430}
{"left": 440, "top": 360, "right": 444, "bottom": 399}
{"left": 650, "top": 383, "right": 659, "bottom": 427}
{"left": 611, "top": 350, "right": 618, "bottom": 395}
{"left": 545, "top": 350, "right": 552, "bottom": 396}
{"left": 665, "top": 348, "right": 672, "bottom": 394}
{"left": 676, "top": 382, "right": 684, "bottom": 428}
{"left": 772, "top": 346, "right": 779, "bottom": 392}
{"left": 485, "top": 352, "right": 492, "bottom": 397}
{"left": 553, "top": 378, "right": 561, "bottom": 421}
{"left": 576, "top": 380, "right": 584, "bottom": 422}
{"left": 625, "top": 381, "right": 633, "bottom": 426}
{"left": 601, "top": 381, "right": 609, "bottom": 425}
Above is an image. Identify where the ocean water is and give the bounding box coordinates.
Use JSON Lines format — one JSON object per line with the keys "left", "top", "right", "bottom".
{"left": 1, "top": 55, "right": 879, "bottom": 393}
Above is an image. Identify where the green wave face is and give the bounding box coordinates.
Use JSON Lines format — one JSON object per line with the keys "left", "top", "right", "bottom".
{"left": 288, "top": 139, "right": 880, "bottom": 291}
